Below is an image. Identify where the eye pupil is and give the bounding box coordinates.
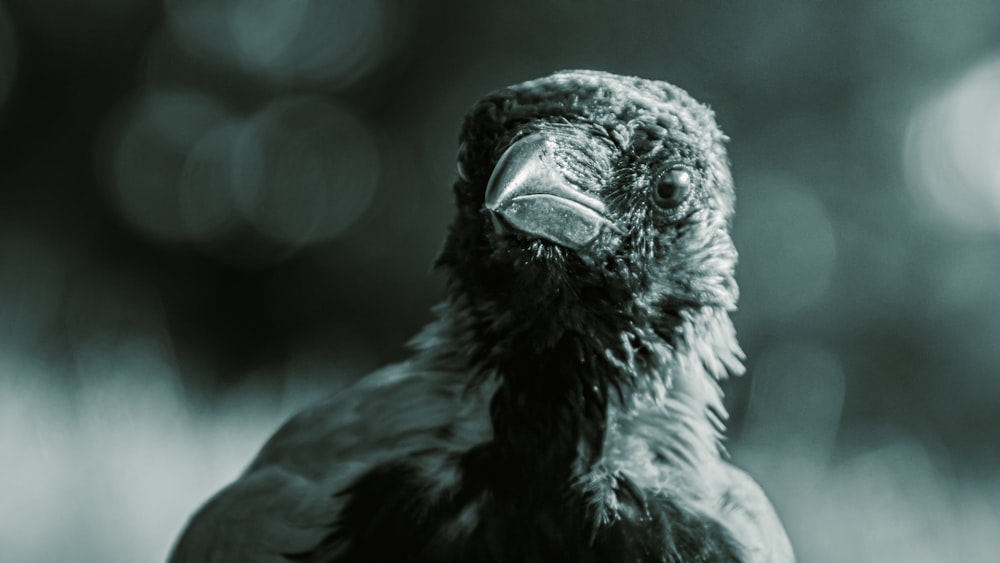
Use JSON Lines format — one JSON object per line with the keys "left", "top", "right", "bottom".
{"left": 654, "top": 168, "right": 692, "bottom": 207}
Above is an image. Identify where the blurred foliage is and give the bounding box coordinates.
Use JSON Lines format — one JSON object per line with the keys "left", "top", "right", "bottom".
{"left": 1, "top": 0, "right": 1000, "bottom": 561}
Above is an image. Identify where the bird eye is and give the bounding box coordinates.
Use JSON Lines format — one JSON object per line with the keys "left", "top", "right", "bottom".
{"left": 652, "top": 167, "right": 693, "bottom": 208}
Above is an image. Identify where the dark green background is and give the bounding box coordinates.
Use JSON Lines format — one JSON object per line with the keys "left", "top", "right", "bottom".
{"left": 1, "top": 1, "right": 998, "bottom": 561}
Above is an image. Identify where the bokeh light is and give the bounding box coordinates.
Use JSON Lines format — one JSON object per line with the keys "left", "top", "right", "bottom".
{"left": 905, "top": 55, "right": 1000, "bottom": 232}
{"left": 736, "top": 175, "right": 838, "bottom": 320}
{"left": 177, "top": 121, "right": 247, "bottom": 242}
{"left": 0, "top": 0, "right": 15, "bottom": 111}
{"left": 163, "top": 0, "right": 391, "bottom": 89}
{"left": 105, "top": 89, "right": 233, "bottom": 243}
{"left": 231, "top": 97, "right": 379, "bottom": 246}
{"left": 104, "top": 91, "right": 377, "bottom": 258}
{"left": 740, "top": 340, "right": 845, "bottom": 460}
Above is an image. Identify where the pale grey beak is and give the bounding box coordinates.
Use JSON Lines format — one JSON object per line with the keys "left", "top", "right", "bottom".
{"left": 483, "top": 134, "right": 618, "bottom": 250}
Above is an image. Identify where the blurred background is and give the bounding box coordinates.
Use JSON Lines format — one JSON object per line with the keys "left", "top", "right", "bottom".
{"left": 1, "top": 0, "right": 999, "bottom": 561}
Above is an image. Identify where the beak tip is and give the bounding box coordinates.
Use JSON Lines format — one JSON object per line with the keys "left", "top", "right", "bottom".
{"left": 480, "top": 133, "right": 618, "bottom": 251}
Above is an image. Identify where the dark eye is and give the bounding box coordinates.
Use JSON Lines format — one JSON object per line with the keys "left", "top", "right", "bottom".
{"left": 652, "top": 167, "right": 693, "bottom": 208}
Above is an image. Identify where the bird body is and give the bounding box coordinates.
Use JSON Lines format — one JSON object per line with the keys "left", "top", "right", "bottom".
{"left": 170, "top": 70, "right": 794, "bottom": 563}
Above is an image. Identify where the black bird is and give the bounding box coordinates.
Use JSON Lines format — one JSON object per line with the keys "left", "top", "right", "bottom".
{"left": 169, "top": 70, "right": 793, "bottom": 563}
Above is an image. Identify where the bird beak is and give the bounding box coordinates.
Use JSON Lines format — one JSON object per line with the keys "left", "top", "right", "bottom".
{"left": 483, "top": 134, "right": 619, "bottom": 250}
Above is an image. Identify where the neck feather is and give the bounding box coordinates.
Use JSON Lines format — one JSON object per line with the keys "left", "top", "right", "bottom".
{"left": 409, "top": 293, "right": 743, "bottom": 492}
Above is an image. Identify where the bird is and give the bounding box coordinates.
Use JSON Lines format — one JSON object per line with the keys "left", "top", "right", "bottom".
{"left": 168, "top": 69, "right": 794, "bottom": 563}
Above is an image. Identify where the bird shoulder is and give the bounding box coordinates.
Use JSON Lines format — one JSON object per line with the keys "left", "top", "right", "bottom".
{"left": 169, "top": 361, "right": 493, "bottom": 562}
{"left": 716, "top": 463, "right": 795, "bottom": 563}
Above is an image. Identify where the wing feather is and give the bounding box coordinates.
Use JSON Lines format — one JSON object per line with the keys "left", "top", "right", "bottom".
{"left": 717, "top": 464, "right": 795, "bottom": 563}
{"left": 168, "top": 361, "right": 492, "bottom": 562}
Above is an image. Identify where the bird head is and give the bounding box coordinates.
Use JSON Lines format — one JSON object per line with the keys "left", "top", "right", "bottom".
{"left": 438, "top": 70, "right": 739, "bottom": 359}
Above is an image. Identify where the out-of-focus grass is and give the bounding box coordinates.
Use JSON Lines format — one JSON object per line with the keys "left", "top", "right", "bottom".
{"left": 737, "top": 443, "right": 1000, "bottom": 563}
{"left": 0, "top": 348, "right": 323, "bottom": 563}
{"left": 2, "top": 348, "right": 999, "bottom": 563}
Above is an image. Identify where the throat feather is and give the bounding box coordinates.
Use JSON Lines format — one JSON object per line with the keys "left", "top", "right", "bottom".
{"left": 413, "top": 295, "right": 741, "bottom": 489}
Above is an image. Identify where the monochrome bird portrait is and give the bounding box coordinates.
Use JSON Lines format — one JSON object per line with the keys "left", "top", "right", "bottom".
{"left": 169, "top": 69, "right": 794, "bottom": 563}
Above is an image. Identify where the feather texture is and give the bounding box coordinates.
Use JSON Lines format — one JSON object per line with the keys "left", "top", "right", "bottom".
{"left": 169, "top": 70, "right": 793, "bottom": 563}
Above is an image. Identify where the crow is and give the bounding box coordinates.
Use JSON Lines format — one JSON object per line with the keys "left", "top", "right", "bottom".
{"left": 169, "top": 70, "right": 794, "bottom": 563}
